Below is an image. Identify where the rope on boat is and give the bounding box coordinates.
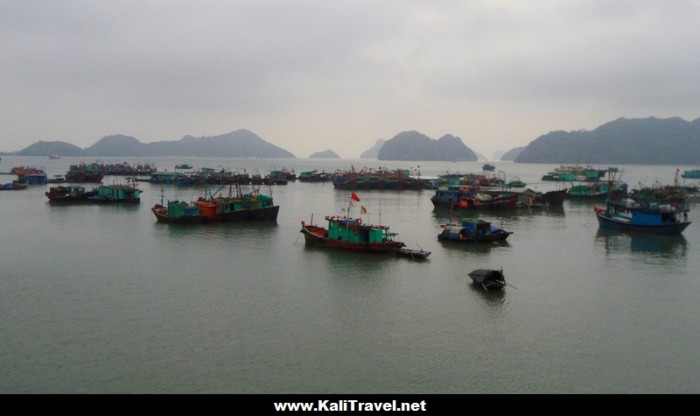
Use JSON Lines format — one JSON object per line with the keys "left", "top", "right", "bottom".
{"left": 292, "top": 231, "right": 304, "bottom": 246}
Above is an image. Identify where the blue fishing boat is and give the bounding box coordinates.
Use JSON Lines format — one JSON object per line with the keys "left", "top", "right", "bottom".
{"left": 594, "top": 170, "right": 692, "bottom": 235}
{"left": 438, "top": 217, "right": 512, "bottom": 243}
{"left": 594, "top": 194, "right": 691, "bottom": 235}
{"left": 10, "top": 166, "right": 47, "bottom": 184}
{"left": 0, "top": 180, "right": 29, "bottom": 191}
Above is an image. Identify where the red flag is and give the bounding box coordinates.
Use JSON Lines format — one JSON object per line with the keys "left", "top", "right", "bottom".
{"left": 361, "top": 206, "right": 367, "bottom": 214}
{"left": 351, "top": 192, "right": 360, "bottom": 202}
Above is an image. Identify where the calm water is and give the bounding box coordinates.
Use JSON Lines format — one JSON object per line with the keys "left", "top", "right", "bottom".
{"left": 1, "top": 156, "right": 699, "bottom": 394}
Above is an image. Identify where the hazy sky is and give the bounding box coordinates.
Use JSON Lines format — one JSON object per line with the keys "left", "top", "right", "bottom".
{"left": 2, "top": 1, "right": 700, "bottom": 159}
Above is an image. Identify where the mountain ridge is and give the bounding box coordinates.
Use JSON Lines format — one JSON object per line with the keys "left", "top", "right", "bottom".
{"left": 514, "top": 116, "right": 700, "bottom": 164}
{"left": 5, "top": 129, "right": 295, "bottom": 158}
{"left": 377, "top": 131, "right": 478, "bottom": 161}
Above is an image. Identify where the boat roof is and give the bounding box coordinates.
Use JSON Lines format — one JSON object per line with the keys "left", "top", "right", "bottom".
{"left": 469, "top": 269, "right": 504, "bottom": 277}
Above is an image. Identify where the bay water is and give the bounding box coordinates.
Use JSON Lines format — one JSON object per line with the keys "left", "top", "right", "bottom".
{"left": 1, "top": 156, "right": 698, "bottom": 393}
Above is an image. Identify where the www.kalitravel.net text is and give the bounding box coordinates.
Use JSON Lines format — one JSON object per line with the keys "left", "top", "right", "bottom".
{"left": 273, "top": 399, "right": 428, "bottom": 412}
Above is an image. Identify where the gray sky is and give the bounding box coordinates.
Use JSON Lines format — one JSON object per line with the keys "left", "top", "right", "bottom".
{"left": 2, "top": 0, "right": 700, "bottom": 159}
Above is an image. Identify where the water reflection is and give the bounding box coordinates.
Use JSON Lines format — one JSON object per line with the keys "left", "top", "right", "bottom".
{"left": 438, "top": 239, "right": 511, "bottom": 255}
{"left": 431, "top": 205, "right": 565, "bottom": 225}
{"left": 160, "top": 221, "right": 279, "bottom": 241}
{"left": 302, "top": 244, "right": 393, "bottom": 276}
{"left": 595, "top": 229, "right": 688, "bottom": 264}
{"left": 468, "top": 281, "right": 507, "bottom": 305}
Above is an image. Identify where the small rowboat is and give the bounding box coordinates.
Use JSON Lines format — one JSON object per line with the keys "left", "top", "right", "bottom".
{"left": 468, "top": 269, "right": 506, "bottom": 290}
{"left": 393, "top": 247, "right": 431, "bottom": 260}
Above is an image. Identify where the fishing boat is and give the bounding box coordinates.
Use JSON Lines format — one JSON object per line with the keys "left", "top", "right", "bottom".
{"left": 482, "top": 163, "right": 495, "bottom": 172}
{"left": 299, "top": 192, "right": 408, "bottom": 253}
{"left": 567, "top": 181, "right": 628, "bottom": 200}
{"left": 541, "top": 165, "right": 607, "bottom": 182}
{"left": 151, "top": 184, "right": 279, "bottom": 223}
{"left": 430, "top": 186, "right": 519, "bottom": 210}
{"left": 681, "top": 169, "right": 700, "bottom": 179}
{"left": 538, "top": 188, "right": 568, "bottom": 206}
{"left": 468, "top": 269, "right": 506, "bottom": 290}
{"left": 300, "top": 215, "right": 407, "bottom": 253}
{"left": 594, "top": 170, "right": 692, "bottom": 235}
{"left": 298, "top": 169, "right": 332, "bottom": 182}
{"left": 89, "top": 178, "right": 142, "bottom": 203}
{"left": 593, "top": 192, "right": 691, "bottom": 235}
{"left": 10, "top": 166, "right": 47, "bottom": 184}
{"left": 332, "top": 167, "right": 424, "bottom": 190}
{"left": 438, "top": 217, "right": 512, "bottom": 243}
{"left": 64, "top": 163, "right": 104, "bottom": 183}
{"left": 45, "top": 185, "right": 97, "bottom": 203}
{"left": 506, "top": 177, "right": 526, "bottom": 188}
{"left": 0, "top": 180, "right": 29, "bottom": 191}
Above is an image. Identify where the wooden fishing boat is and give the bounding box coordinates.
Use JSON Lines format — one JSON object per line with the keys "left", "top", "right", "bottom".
{"left": 151, "top": 184, "right": 279, "bottom": 223}
{"left": 45, "top": 185, "right": 97, "bottom": 203}
{"left": 538, "top": 188, "right": 568, "bottom": 206}
{"left": 89, "top": 178, "right": 141, "bottom": 203}
{"left": 430, "top": 186, "right": 519, "bottom": 210}
{"left": 468, "top": 269, "right": 506, "bottom": 290}
{"left": 65, "top": 163, "right": 104, "bottom": 183}
{"left": 300, "top": 215, "right": 406, "bottom": 253}
{"left": 300, "top": 192, "right": 412, "bottom": 253}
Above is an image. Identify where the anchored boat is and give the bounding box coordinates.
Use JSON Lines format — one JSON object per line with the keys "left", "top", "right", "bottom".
{"left": 151, "top": 184, "right": 279, "bottom": 223}
{"left": 438, "top": 217, "right": 512, "bottom": 243}
{"left": 468, "top": 269, "right": 506, "bottom": 291}
{"left": 300, "top": 192, "right": 415, "bottom": 254}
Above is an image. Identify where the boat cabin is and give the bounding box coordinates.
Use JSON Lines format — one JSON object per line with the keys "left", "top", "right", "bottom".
{"left": 326, "top": 216, "right": 391, "bottom": 244}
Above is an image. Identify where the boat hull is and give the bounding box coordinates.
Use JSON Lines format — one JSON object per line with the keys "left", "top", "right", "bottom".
{"left": 437, "top": 233, "right": 511, "bottom": 243}
{"left": 152, "top": 205, "right": 279, "bottom": 224}
{"left": 539, "top": 189, "right": 567, "bottom": 206}
{"left": 595, "top": 213, "right": 691, "bottom": 235}
{"left": 90, "top": 198, "right": 141, "bottom": 204}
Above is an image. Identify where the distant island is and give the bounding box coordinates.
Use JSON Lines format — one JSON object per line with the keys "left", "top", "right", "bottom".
{"left": 2, "top": 129, "right": 296, "bottom": 158}
{"left": 500, "top": 146, "right": 525, "bottom": 161}
{"left": 7, "top": 116, "right": 700, "bottom": 164}
{"left": 515, "top": 116, "right": 700, "bottom": 164}
{"left": 359, "top": 139, "right": 386, "bottom": 159}
{"left": 309, "top": 149, "right": 340, "bottom": 159}
{"left": 377, "top": 131, "right": 478, "bottom": 161}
